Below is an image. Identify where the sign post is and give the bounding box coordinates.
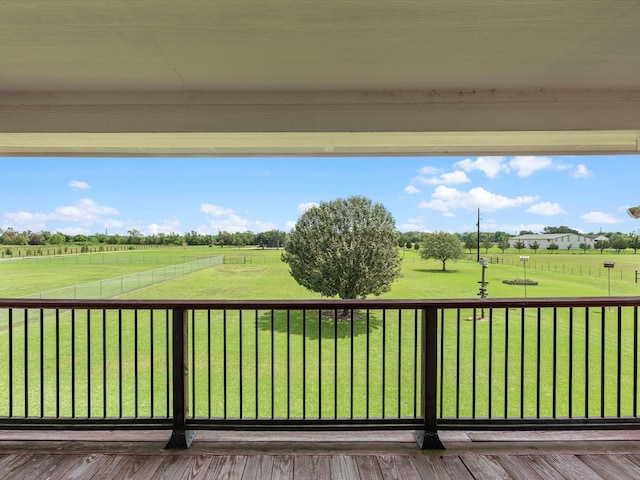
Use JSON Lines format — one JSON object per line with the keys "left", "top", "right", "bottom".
{"left": 604, "top": 261, "right": 615, "bottom": 298}
{"left": 520, "top": 256, "right": 529, "bottom": 298}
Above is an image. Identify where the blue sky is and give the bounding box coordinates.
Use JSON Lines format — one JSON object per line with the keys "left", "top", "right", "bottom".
{"left": 1, "top": 156, "right": 638, "bottom": 236}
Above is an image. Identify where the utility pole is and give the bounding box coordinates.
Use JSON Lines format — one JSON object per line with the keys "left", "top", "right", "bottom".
{"left": 476, "top": 208, "right": 480, "bottom": 262}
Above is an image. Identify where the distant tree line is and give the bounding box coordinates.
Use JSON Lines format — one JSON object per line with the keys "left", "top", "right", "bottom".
{"left": 3, "top": 225, "right": 640, "bottom": 254}
{"left": 0, "top": 227, "right": 289, "bottom": 249}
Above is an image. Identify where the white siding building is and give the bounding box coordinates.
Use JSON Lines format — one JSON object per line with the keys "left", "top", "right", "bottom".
{"left": 509, "top": 233, "right": 605, "bottom": 250}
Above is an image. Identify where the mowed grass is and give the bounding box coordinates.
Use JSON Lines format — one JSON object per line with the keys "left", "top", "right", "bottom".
{"left": 2, "top": 246, "right": 640, "bottom": 421}
{"left": 0, "top": 247, "right": 223, "bottom": 298}
{"left": 2, "top": 245, "right": 639, "bottom": 299}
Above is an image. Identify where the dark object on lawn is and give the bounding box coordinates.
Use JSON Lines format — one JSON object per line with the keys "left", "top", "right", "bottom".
{"left": 503, "top": 279, "right": 538, "bottom": 286}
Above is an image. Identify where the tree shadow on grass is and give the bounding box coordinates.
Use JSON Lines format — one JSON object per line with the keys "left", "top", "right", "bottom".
{"left": 414, "top": 268, "right": 461, "bottom": 274}
{"left": 256, "top": 309, "right": 383, "bottom": 340}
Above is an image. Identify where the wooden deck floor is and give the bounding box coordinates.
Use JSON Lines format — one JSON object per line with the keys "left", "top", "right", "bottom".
{"left": 1, "top": 429, "right": 639, "bottom": 479}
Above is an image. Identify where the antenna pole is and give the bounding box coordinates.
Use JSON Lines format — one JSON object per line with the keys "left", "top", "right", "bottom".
{"left": 476, "top": 208, "right": 480, "bottom": 262}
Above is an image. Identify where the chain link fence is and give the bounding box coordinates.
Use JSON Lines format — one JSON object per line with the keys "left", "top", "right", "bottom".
{"left": 20, "top": 255, "right": 223, "bottom": 300}
{"left": 0, "top": 256, "right": 223, "bottom": 329}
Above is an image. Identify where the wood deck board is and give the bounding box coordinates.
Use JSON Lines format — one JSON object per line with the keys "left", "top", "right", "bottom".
{"left": 0, "top": 453, "right": 44, "bottom": 476}
{"left": 0, "top": 431, "right": 639, "bottom": 479}
{"left": 19, "top": 453, "right": 86, "bottom": 480}
{"left": 492, "top": 454, "right": 547, "bottom": 480}
{"left": 377, "top": 454, "right": 422, "bottom": 480}
{"left": 519, "top": 455, "right": 568, "bottom": 480}
{"left": 62, "top": 453, "right": 119, "bottom": 480}
{"left": 242, "top": 455, "right": 274, "bottom": 479}
{"left": 7, "top": 453, "right": 62, "bottom": 480}
{"left": 150, "top": 455, "right": 196, "bottom": 480}
{"left": 271, "top": 455, "right": 294, "bottom": 480}
{"left": 355, "top": 455, "right": 384, "bottom": 480}
{"left": 410, "top": 453, "right": 442, "bottom": 480}
{"left": 460, "top": 454, "right": 512, "bottom": 479}
{"left": 329, "top": 455, "right": 361, "bottom": 480}
{"left": 607, "top": 454, "right": 640, "bottom": 478}
{"left": 110, "top": 455, "right": 165, "bottom": 480}
{"left": 176, "top": 455, "right": 217, "bottom": 480}
{"left": 577, "top": 454, "right": 638, "bottom": 480}
{"left": 430, "top": 455, "right": 474, "bottom": 480}
{"left": 293, "top": 455, "right": 331, "bottom": 478}
{"left": 542, "top": 454, "right": 603, "bottom": 480}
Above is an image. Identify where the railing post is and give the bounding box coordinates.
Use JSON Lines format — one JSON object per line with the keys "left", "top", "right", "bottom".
{"left": 165, "top": 307, "right": 196, "bottom": 449}
{"left": 414, "top": 306, "right": 445, "bottom": 449}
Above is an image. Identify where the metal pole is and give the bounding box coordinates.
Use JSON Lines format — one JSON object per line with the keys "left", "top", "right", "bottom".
{"left": 414, "top": 307, "right": 445, "bottom": 449}
{"left": 520, "top": 256, "right": 529, "bottom": 298}
{"left": 165, "top": 307, "right": 196, "bottom": 449}
{"left": 476, "top": 208, "right": 480, "bottom": 263}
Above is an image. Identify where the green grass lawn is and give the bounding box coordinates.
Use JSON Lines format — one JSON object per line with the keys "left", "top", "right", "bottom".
{"left": 2, "top": 246, "right": 640, "bottom": 422}
{"left": 2, "top": 245, "right": 639, "bottom": 299}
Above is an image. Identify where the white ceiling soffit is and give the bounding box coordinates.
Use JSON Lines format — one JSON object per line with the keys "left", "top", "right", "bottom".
{"left": 1, "top": 131, "right": 637, "bottom": 157}
{"left": 2, "top": 1, "right": 640, "bottom": 156}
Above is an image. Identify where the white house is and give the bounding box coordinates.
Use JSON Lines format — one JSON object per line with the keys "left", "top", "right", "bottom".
{"left": 509, "top": 233, "right": 606, "bottom": 251}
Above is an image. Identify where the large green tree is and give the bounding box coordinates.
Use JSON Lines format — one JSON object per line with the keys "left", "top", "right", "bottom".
{"left": 281, "top": 196, "right": 402, "bottom": 305}
{"left": 419, "top": 231, "right": 464, "bottom": 271}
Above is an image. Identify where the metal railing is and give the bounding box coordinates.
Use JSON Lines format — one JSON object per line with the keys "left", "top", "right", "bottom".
{"left": 1, "top": 297, "right": 640, "bottom": 449}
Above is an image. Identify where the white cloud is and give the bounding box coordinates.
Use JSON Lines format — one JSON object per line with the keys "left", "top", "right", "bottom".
{"left": 498, "top": 223, "right": 548, "bottom": 234}
{"left": 146, "top": 218, "right": 181, "bottom": 235}
{"left": 4, "top": 198, "right": 119, "bottom": 230}
{"left": 103, "top": 219, "right": 124, "bottom": 229}
{"left": 297, "top": 202, "right": 319, "bottom": 213}
{"left": 418, "top": 166, "right": 440, "bottom": 175}
{"left": 580, "top": 211, "right": 623, "bottom": 224}
{"left": 508, "top": 156, "right": 553, "bottom": 177}
{"left": 413, "top": 170, "right": 470, "bottom": 186}
{"left": 398, "top": 216, "right": 430, "bottom": 232}
{"left": 254, "top": 220, "right": 279, "bottom": 231}
{"left": 455, "top": 156, "right": 506, "bottom": 178}
{"left": 398, "top": 223, "right": 430, "bottom": 232}
{"left": 53, "top": 198, "right": 119, "bottom": 224}
{"left": 418, "top": 185, "right": 537, "bottom": 215}
{"left": 69, "top": 180, "right": 90, "bottom": 190}
{"left": 526, "top": 202, "right": 567, "bottom": 216}
{"left": 200, "top": 203, "right": 236, "bottom": 216}
{"left": 574, "top": 164, "right": 591, "bottom": 178}
{"left": 285, "top": 220, "right": 297, "bottom": 231}
{"left": 3, "top": 211, "right": 49, "bottom": 224}
{"left": 200, "top": 203, "right": 277, "bottom": 233}
{"left": 404, "top": 185, "right": 420, "bottom": 195}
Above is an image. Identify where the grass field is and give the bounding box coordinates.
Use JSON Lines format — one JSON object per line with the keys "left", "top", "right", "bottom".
{"left": 1, "top": 246, "right": 640, "bottom": 422}
{"left": 2, "top": 245, "right": 639, "bottom": 299}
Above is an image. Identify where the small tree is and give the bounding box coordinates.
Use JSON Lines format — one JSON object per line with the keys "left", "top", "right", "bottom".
{"left": 610, "top": 234, "right": 628, "bottom": 254}
{"left": 282, "top": 196, "right": 402, "bottom": 314}
{"left": 497, "top": 238, "right": 510, "bottom": 253}
{"left": 514, "top": 240, "right": 525, "bottom": 253}
{"left": 463, "top": 235, "right": 477, "bottom": 254}
{"left": 594, "top": 240, "right": 610, "bottom": 253}
{"left": 481, "top": 237, "right": 493, "bottom": 253}
{"left": 529, "top": 241, "right": 540, "bottom": 253}
{"left": 547, "top": 243, "right": 559, "bottom": 253}
{"left": 419, "top": 231, "right": 464, "bottom": 271}
{"left": 629, "top": 233, "right": 640, "bottom": 254}
{"left": 579, "top": 242, "right": 591, "bottom": 253}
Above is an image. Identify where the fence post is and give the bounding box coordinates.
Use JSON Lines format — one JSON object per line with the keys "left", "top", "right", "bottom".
{"left": 165, "top": 307, "right": 196, "bottom": 449}
{"left": 414, "top": 306, "right": 444, "bottom": 449}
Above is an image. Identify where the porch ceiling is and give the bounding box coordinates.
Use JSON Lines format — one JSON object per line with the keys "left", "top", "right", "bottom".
{"left": 1, "top": 1, "right": 640, "bottom": 156}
